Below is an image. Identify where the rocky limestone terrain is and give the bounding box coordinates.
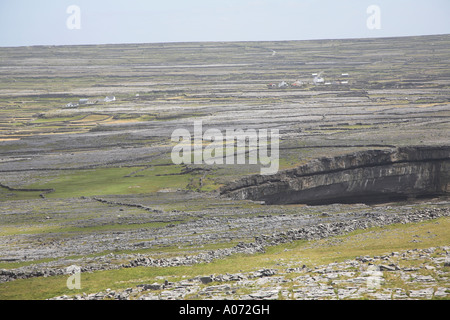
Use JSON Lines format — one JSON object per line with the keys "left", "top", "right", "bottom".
{"left": 2, "top": 206, "right": 448, "bottom": 290}
{"left": 50, "top": 245, "right": 450, "bottom": 300}
{"left": 0, "top": 35, "right": 449, "bottom": 300}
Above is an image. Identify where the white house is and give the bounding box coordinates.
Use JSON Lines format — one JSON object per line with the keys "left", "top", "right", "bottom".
{"left": 104, "top": 96, "right": 116, "bottom": 102}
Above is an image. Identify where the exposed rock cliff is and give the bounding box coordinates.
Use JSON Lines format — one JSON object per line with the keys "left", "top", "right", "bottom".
{"left": 220, "top": 146, "right": 450, "bottom": 205}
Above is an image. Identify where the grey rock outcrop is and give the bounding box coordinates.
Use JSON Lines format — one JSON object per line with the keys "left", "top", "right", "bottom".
{"left": 220, "top": 146, "right": 450, "bottom": 205}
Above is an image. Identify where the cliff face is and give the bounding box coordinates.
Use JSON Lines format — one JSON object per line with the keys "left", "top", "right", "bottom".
{"left": 220, "top": 146, "right": 450, "bottom": 205}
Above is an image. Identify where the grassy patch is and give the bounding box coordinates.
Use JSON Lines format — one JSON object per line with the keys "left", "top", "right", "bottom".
{"left": 17, "top": 164, "right": 225, "bottom": 199}
{"left": 281, "top": 218, "right": 450, "bottom": 266}
{"left": 0, "top": 188, "right": 45, "bottom": 202}
{"left": 25, "top": 166, "right": 190, "bottom": 198}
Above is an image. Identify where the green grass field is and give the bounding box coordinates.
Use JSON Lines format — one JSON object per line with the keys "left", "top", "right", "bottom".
{"left": 17, "top": 165, "right": 223, "bottom": 199}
